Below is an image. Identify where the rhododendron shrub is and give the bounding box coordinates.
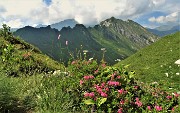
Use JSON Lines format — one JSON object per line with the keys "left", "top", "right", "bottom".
{"left": 68, "top": 59, "right": 179, "bottom": 112}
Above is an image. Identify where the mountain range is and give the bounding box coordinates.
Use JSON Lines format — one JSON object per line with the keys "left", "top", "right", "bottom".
{"left": 35, "top": 19, "right": 79, "bottom": 31}
{"left": 14, "top": 17, "right": 159, "bottom": 65}
{"left": 147, "top": 24, "right": 180, "bottom": 37}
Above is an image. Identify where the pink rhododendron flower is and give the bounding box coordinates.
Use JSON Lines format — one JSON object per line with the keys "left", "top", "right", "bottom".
{"left": 97, "top": 88, "right": 102, "bottom": 94}
{"left": 89, "top": 92, "right": 95, "bottom": 98}
{"left": 80, "top": 80, "right": 83, "bottom": 85}
{"left": 94, "top": 69, "right": 99, "bottom": 74}
{"left": 118, "top": 108, "right": 123, "bottom": 113}
{"left": 147, "top": 106, "right": 151, "bottom": 110}
{"left": 101, "top": 92, "right": 108, "bottom": 97}
{"left": 174, "top": 92, "right": 179, "bottom": 98}
{"left": 118, "top": 89, "right": 124, "bottom": 94}
{"left": 135, "top": 101, "right": 142, "bottom": 107}
{"left": 166, "top": 95, "right": 172, "bottom": 99}
{"left": 83, "top": 75, "right": 94, "bottom": 80}
{"left": 71, "top": 61, "right": 76, "bottom": 64}
{"left": 101, "top": 82, "right": 106, "bottom": 87}
{"left": 155, "top": 105, "right": 162, "bottom": 111}
{"left": 84, "top": 92, "right": 95, "bottom": 98}
{"left": 105, "top": 87, "right": 109, "bottom": 91}
{"left": 135, "top": 98, "right": 142, "bottom": 107}
{"left": 135, "top": 97, "right": 139, "bottom": 101}
{"left": 101, "top": 63, "right": 106, "bottom": 68}
{"left": 84, "top": 92, "right": 89, "bottom": 98}
{"left": 108, "top": 81, "right": 120, "bottom": 86}
{"left": 134, "top": 86, "right": 139, "bottom": 89}
{"left": 120, "top": 99, "right": 125, "bottom": 105}
{"left": 117, "top": 76, "right": 121, "bottom": 79}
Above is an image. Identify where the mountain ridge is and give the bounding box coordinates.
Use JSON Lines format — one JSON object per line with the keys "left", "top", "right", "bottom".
{"left": 14, "top": 17, "right": 159, "bottom": 64}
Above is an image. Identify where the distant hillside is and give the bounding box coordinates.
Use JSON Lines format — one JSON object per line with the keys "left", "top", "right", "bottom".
{"left": 147, "top": 24, "right": 180, "bottom": 37}
{"left": 115, "top": 32, "right": 180, "bottom": 91}
{"left": 14, "top": 17, "right": 159, "bottom": 65}
{"left": 0, "top": 25, "right": 64, "bottom": 76}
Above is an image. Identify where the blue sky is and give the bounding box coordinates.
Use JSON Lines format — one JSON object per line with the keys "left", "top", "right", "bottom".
{"left": 0, "top": 0, "right": 179, "bottom": 28}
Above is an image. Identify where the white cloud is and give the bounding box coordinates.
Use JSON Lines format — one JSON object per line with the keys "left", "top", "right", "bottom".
{"left": 0, "top": 0, "right": 179, "bottom": 28}
{"left": 3, "top": 19, "right": 24, "bottom": 28}
{"left": 148, "top": 12, "right": 179, "bottom": 23}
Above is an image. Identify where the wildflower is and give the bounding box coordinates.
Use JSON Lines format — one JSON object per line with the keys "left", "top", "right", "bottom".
{"left": 155, "top": 105, "right": 162, "bottom": 111}
{"left": 71, "top": 61, "right": 76, "bottom": 64}
{"left": 57, "top": 34, "right": 60, "bottom": 39}
{"left": 175, "top": 59, "right": 180, "bottom": 65}
{"left": 83, "top": 50, "right": 88, "bottom": 54}
{"left": 84, "top": 92, "right": 95, "bottom": 98}
{"left": 135, "top": 98, "right": 142, "bottom": 107}
{"left": 83, "top": 75, "right": 94, "bottom": 80}
{"left": 117, "top": 76, "right": 121, "bottom": 79}
{"left": 165, "top": 73, "right": 168, "bottom": 77}
{"left": 120, "top": 99, "right": 125, "bottom": 105}
{"left": 115, "top": 59, "right": 121, "bottom": 62}
{"left": 80, "top": 80, "right": 84, "bottom": 85}
{"left": 89, "top": 57, "right": 93, "bottom": 61}
{"left": 89, "top": 92, "right": 95, "bottom": 98}
{"left": 101, "top": 63, "right": 106, "bottom": 68}
{"left": 134, "top": 86, "right": 139, "bottom": 89}
{"left": 100, "top": 92, "right": 108, "bottom": 97}
{"left": 166, "top": 95, "right": 172, "bottom": 99}
{"left": 118, "top": 108, "right": 123, "bottom": 113}
{"left": 147, "top": 106, "right": 151, "bottom": 110}
{"left": 94, "top": 69, "right": 99, "bottom": 74}
{"left": 84, "top": 92, "right": 89, "bottom": 98}
{"left": 172, "top": 92, "right": 179, "bottom": 98}
{"left": 176, "top": 73, "right": 179, "bottom": 75}
{"left": 108, "top": 81, "right": 120, "bottom": 86}
{"left": 66, "top": 41, "right": 68, "bottom": 45}
{"left": 135, "top": 101, "right": 142, "bottom": 107}
{"left": 118, "top": 89, "right": 124, "bottom": 94}
{"left": 105, "top": 87, "right": 109, "bottom": 91}
{"left": 101, "top": 82, "right": 106, "bottom": 87}
{"left": 101, "top": 48, "right": 106, "bottom": 51}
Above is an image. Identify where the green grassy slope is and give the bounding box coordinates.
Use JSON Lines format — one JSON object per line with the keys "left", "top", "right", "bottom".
{"left": 0, "top": 35, "right": 64, "bottom": 76}
{"left": 115, "top": 32, "right": 180, "bottom": 91}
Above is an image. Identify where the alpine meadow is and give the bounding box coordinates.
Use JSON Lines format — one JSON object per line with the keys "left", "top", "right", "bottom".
{"left": 0, "top": 0, "right": 180, "bottom": 113}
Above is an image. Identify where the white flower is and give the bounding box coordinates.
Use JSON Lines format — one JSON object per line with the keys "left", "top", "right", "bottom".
{"left": 83, "top": 50, "right": 88, "bottom": 53}
{"left": 101, "top": 48, "right": 106, "bottom": 51}
{"left": 176, "top": 73, "right": 179, "bottom": 75}
{"left": 115, "top": 59, "right": 121, "bottom": 62}
{"left": 177, "top": 91, "right": 180, "bottom": 94}
{"left": 151, "top": 81, "right": 158, "bottom": 85}
{"left": 165, "top": 73, "right": 168, "bottom": 77}
{"left": 175, "top": 59, "right": 180, "bottom": 65}
{"left": 89, "top": 58, "right": 93, "bottom": 61}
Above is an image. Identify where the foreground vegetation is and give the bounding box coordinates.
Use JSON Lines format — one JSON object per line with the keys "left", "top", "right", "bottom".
{"left": 0, "top": 25, "right": 179, "bottom": 112}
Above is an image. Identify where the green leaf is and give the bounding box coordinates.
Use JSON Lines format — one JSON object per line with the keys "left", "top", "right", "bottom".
{"left": 83, "top": 99, "right": 95, "bottom": 105}
{"left": 97, "top": 98, "right": 107, "bottom": 107}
